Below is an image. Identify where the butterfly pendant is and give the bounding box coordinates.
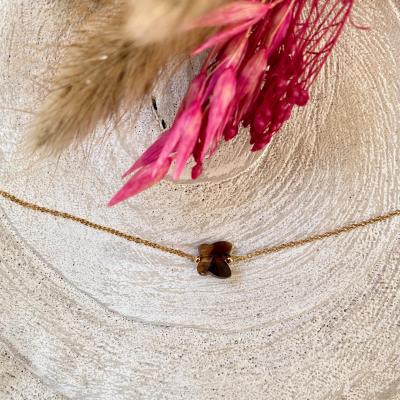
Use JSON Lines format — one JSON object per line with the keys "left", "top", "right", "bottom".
{"left": 197, "top": 241, "right": 233, "bottom": 279}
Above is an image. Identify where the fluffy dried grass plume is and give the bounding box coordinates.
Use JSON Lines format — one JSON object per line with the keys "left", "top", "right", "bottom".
{"left": 126, "top": 0, "right": 228, "bottom": 44}
{"left": 30, "top": 0, "right": 227, "bottom": 155}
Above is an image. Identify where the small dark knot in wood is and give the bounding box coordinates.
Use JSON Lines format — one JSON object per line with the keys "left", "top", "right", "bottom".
{"left": 197, "top": 241, "right": 233, "bottom": 279}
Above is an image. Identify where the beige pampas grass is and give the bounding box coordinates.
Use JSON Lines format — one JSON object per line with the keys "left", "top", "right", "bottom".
{"left": 30, "top": 0, "right": 226, "bottom": 155}
{"left": 126, "top": 0, "right": 228, "bottom": 45}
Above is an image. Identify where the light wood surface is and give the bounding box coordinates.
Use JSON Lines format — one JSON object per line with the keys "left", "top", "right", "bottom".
{"left": 0, "top": 1, "right": 399, "bottom": 399}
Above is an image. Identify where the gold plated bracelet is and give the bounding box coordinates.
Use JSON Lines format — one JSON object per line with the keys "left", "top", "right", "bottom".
{"left": 1, "top": 189, "right": 399, "bottom": 278}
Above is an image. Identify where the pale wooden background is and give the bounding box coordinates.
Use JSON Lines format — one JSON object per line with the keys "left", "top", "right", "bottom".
{"left": 0, "top": 1, "right": 399, "bottom": 399}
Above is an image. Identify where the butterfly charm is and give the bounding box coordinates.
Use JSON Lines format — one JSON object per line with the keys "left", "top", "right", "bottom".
{"left": 197, "top": 241, "right": 233, "bottom": 278}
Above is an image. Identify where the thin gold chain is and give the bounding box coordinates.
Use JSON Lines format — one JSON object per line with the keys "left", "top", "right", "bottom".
{"left": 1, "top": 189, "right": 399, "bottom": 264}
{"left": 0, "top": 190, "right": 196, "bottom": 262}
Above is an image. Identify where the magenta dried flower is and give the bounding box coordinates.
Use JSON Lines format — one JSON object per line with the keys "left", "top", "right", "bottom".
{"left": 110, "top": 0, "right": 355, "bottom": 206}
{"left": 109, "top": 157, "right": 173, "bottom": 206}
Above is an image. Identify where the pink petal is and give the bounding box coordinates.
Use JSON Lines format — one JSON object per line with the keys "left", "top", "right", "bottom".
{"left": 237, "top": 49, "right": 269, "bottom": 118}
{"left": 109, "top": 158, "right": 173, "bottom": 206}
{"left": 192, "top": 20, "right": 256, "bottom": 56}
{"left": 222, "top": 35, "right": 248, "bottom": 67}
{"left": 157, "top": 79, "right": 205, "bottom": 166}
{"left": 265, "top": 2, "right": 294, "bottom": 50}
{"left": 192, "top": 163, "right": 203, "bottom": 180}
{"left": 200, "top": 68, "right": 237, "bottom": 162}
{"left": 122, "top": 130, "right": 171, "bottom": 178}
{"left": 172, "top": 103, "right": 203, "bottom": 180}
{"left": 210, "top": 102, "right": 235, "bottom": 155}
{"left": 192, "top": 118, "right": 207, "bottom": 164}
{"left": 187, "top": 1, "right": 273, "bottom": 29}
{"left": 180, "top": 73, "right": 207, "bottom": 112}
{"left": 202, "top": 37, "right": 247, "bottom": 95}
{"left": 223, "top": 121, "right": 239, "bottom": 141}
{"left": 154, "top": 121, "right": 183, "bottom": 170}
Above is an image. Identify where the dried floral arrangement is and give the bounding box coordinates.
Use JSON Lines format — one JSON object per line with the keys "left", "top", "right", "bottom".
{"left": 30, "top": 0, "right": 355, "bottom": 206}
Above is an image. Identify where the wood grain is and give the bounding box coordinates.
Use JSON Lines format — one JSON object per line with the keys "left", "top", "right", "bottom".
{"left": 0, "top": 1, "right": 399, "bottom": 399}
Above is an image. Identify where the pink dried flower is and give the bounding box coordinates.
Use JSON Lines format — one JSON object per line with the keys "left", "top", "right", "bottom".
{"left": 198, "top": 67, "right": 237, "bottom": 165}
{"left": 111, "top": 0, "right": 355, "bottom": 205}
{"left": 191, "top": 1, "right": 276, "bottom": 55}
{"left": 109, "top": 157, "right": 173, "bottom": 206}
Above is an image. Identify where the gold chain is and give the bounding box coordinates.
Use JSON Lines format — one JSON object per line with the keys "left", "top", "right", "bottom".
{"left": 0, "top": 190, "right": 196, "bottom": 262}
{"left": 1, "top": 189, "right": 399, "bottom": 264}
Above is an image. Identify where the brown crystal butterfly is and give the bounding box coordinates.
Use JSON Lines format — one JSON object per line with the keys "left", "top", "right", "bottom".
{"left": 197, "top": 241, "right": 233, "bottom": 279}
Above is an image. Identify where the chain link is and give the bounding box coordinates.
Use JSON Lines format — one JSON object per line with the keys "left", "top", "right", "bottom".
{"left": 1, "top": 189, "right": 399, "bottom": 264}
